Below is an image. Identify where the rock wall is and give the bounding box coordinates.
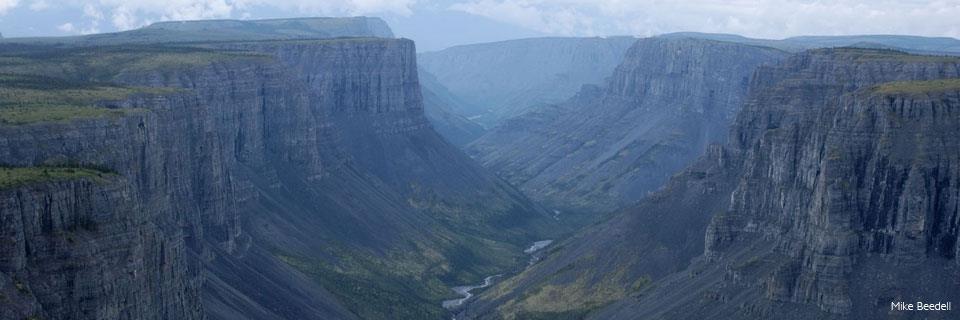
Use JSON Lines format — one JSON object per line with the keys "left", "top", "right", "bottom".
{"left": 0, "top": 35, "right": 555, "bottom": 320}
{"left": 591, "top": 48, "right": 960, "bottom": 320}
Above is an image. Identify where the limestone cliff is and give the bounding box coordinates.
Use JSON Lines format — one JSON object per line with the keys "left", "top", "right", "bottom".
{"left": 0, "top": 22, "right": 555, "bottom": 320}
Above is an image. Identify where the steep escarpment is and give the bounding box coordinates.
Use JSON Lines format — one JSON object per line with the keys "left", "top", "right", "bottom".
{"left": 0, "top": 172, "right": 203, "bottom": 320}
{"left": 0, "top": 31, "right": 556, "bottom": 320}
{"left": 475, "top": 48, "right": 960, "bottom": 320}
{"left": 628, "top": 49, "right": 960, "bottom": 320}
{"left": 469, "top": 38, "right": 785, "bottom": 215}
{"left": 418, "top": 36, "right": 637, "bottom": 127}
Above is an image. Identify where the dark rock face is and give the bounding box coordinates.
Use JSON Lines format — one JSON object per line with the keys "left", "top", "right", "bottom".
{"left": 418, "top": 36, "right": 638, "bottom": 127}
{"left": 0, "top": 34, "right": 554, "bottom": 320}
{"left": 474, "top": 48, "right": 960, "bottom": 320}
{"left": 468, "top": 38, "right": 785, "bottom": 214}
{"left": 0, "top": 178, "right": 203, "bottom": 320}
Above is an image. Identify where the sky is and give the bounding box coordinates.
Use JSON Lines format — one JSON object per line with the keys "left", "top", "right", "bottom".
{"left": 0, "top": 0, "right": 958, "bottom": 51}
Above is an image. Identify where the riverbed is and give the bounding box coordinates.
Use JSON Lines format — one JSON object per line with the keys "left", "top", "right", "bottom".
{"left": 441, "top": 275, "right": 502, "bottom": 309}
{"left": 441, "top": 240, "right": 554, "bottom": 312}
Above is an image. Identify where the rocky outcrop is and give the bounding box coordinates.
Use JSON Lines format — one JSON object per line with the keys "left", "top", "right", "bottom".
{"left": 0, "top": 177, "right": 203, "bottom": 320}
{"left": 0, "top": 24, "right": 556, "bottom": 320}
{"left": 468, "top": 37, "right": 785, "bottom": 214}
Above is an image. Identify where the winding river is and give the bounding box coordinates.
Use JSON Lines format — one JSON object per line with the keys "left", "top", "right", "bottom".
{"left": 441, "top": 239, "right": 554, "bottom": 313}
{"left": 441, "top": 275, "right": 502, "bottom": 309}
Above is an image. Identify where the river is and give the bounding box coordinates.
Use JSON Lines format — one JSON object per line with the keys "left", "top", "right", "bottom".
{"left": 441, "top": 239, "right": 554, "bottom": 314}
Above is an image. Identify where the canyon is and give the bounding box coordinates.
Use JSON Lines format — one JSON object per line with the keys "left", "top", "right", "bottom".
{"left": 2, "top": 14, "right": 960, "bottom": 320}
{"left": 0, "top": 18, "right": 557, "bottom": 320}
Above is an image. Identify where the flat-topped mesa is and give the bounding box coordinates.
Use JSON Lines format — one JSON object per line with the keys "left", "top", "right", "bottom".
{"left": 144, "top": 16, "right": 395, "bottom": 39}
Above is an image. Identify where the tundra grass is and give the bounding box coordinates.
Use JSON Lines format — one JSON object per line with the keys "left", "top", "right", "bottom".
{"left": 872, "top": 78, "right": 960, "bottom": 95}
{"left": 0, "top": 166, "right": 111, "bottom": 189}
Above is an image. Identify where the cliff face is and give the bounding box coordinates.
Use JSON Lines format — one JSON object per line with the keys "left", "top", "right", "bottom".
{"left": 468, "top": 38, "right": 785, "bottom": 214}
{"left": 671, "top": 49, "right": 960, "bottom": 319}
{"left": 465, "top": 48, "right": 960, "bottom": 320}
{"left": 0, "top": 26, "right": 555, "bottom": 320}
{"left": 418, "top": 36, "right": 638, "bottom": 127}
{"left": 0, "top": 177, "right": 203, "bottom": 320}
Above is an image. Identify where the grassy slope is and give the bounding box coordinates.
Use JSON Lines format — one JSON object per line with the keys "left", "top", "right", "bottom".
{"left": 872, "top": 78, "right": 960, "bottom": 94}
{"left": 0, "top": 166, "right": 112, "bottom": 189}
{"left": 0, "top": 45, "right": 268, "bottom": 125}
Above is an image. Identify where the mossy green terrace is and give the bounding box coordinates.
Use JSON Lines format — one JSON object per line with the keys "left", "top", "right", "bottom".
{"left": 0, "top": 105, "right": 144, "bottom": 125}
{"left": 0, "top": 167, "right": 113, "bottom": 189}
{"left": 817, "top": 47, "right": 960, "bottom": 63}
{"left": 872, "top": 78, "right": 960, "bottom": 95}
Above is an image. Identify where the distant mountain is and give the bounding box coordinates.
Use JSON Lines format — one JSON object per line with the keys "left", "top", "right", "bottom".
{"left": 418, "top": 36, "right": 638, "bottom": 128}
{"left": 467, "top": 38, "right": 785, "bottom": 215}
{"left": 465, "top": 48, "right": 960, "bottom": 320}
{"left": 662, "top": 32, "right": 960, "bottom": 55}
{"left": 0, "top": 17, "right": 393, "bottom": 46}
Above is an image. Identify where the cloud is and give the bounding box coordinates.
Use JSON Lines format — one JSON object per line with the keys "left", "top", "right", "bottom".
{"left": 448, "top": 0, "right": 960, "bottom": 39}
{"left": 0, "top": 0, "right": 18, "bottom": 15}
{"left": 57, "top": 22, "right": 74, "bottom": 32}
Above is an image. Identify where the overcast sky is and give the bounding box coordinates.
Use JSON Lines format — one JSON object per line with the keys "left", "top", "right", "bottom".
{"left": 0, "top": 0, "right": 958, "bottom": 51}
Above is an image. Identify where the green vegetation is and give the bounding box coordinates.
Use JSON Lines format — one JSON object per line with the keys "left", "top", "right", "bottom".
{"left": 0, "top": 75, "right": 161, "bottom": 125}
{"left": 0, "top": 45, "right": 269, "bottom": 82}
{"left": 815, "top": 47, "right": 960, "bottom": 63}
{"left": 871, "top": 78, "right": 960, "bottom": 95}
{"left": 490, "top": 254, "right": 651, "bottom": 320}
{"left": 0, "top": 105, "right": 142, "bottom": 125}
{"left": 278, "top": 252, "right": 450, "bottom": 320}
{"left": 0, "top": 44, "right": 275, "bottom": 125}
{"left": 0, "top": 166, "right": 112, "bottom": 189}
{"left": 275, "top": 228, "right": 529, "bottom": 319}
{"left": 515, "top": 307, "right": 601, "bottom": 320}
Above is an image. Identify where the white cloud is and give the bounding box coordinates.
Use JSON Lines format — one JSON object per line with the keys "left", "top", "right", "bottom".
{"left": 57, "top": 22, "right": 74, "bottom": 32}
{"left": 0, "top": 0, "right": 18, "bottom": 15}
{"left": 83, "top": 3, "right": 103, "bottom": 20}
{"left": 448, "top": 0, "right": 960, "bottom": 39}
